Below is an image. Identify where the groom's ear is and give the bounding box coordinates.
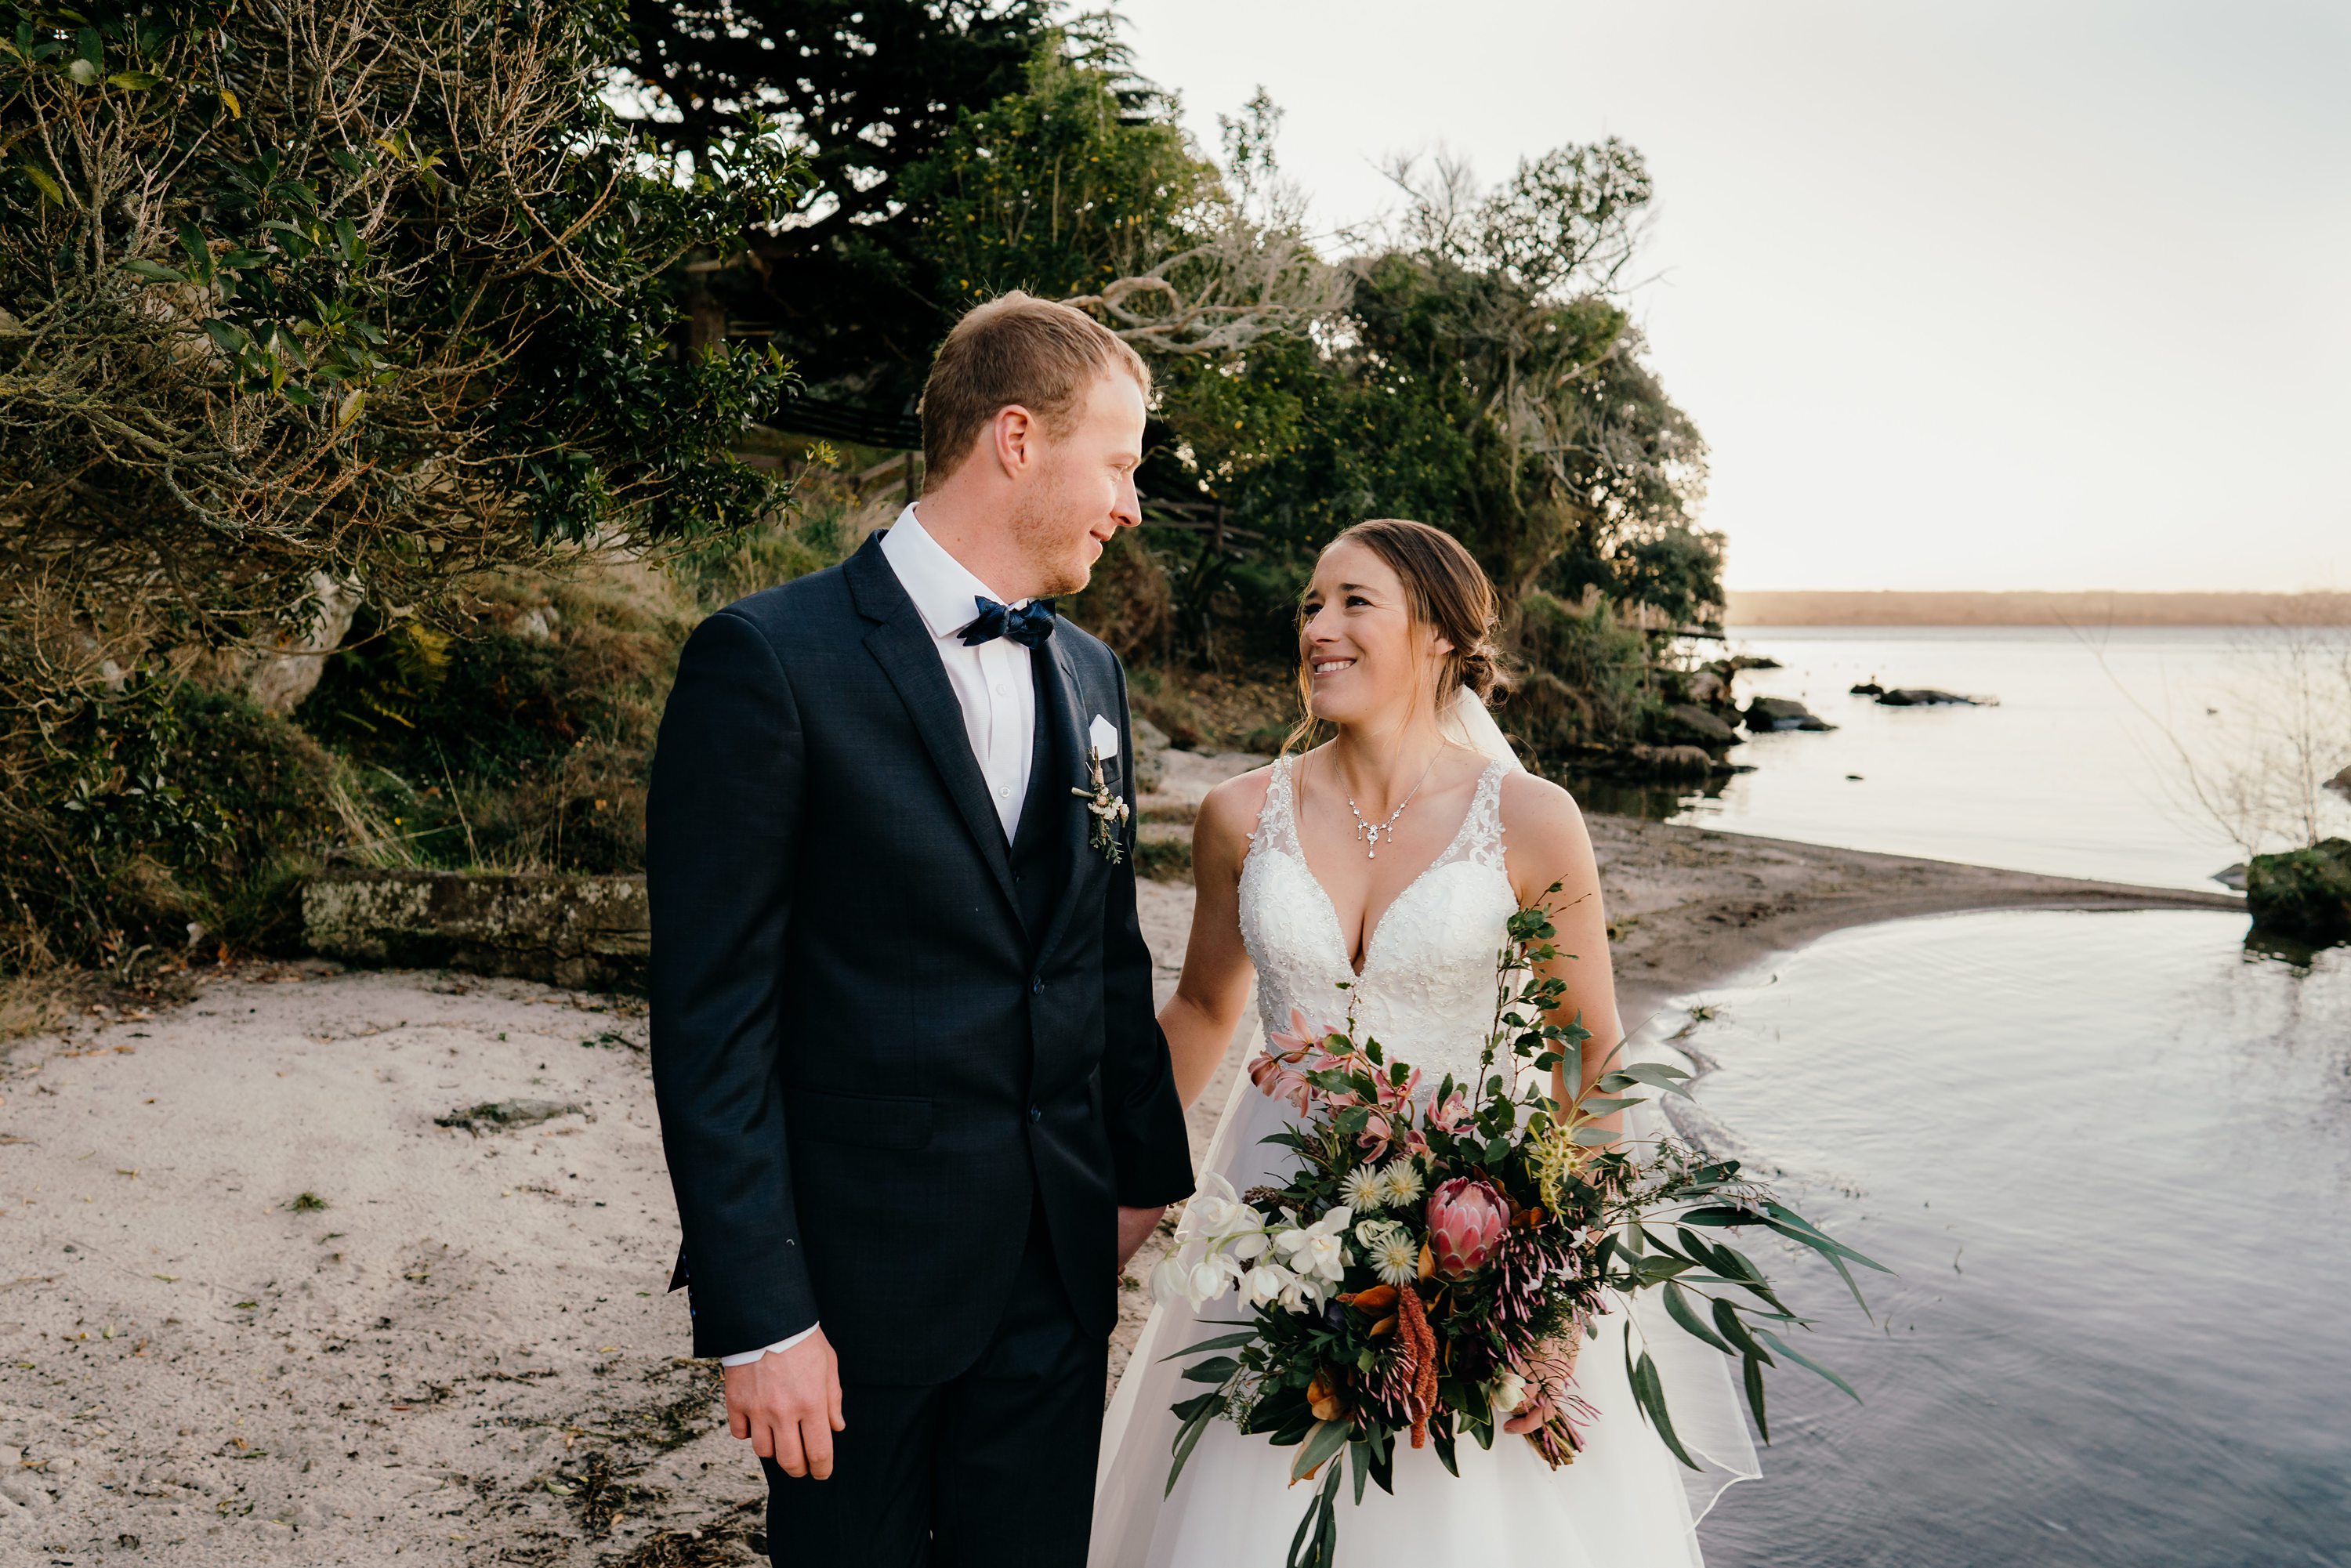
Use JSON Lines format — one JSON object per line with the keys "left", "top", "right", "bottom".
{"left": 988, "top": 403, "right": 1042, "bottom": 480}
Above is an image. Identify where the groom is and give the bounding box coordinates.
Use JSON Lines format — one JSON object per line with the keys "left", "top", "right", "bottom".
{"left": 647, "top": 292, "right": 1194, "bottom": 1566}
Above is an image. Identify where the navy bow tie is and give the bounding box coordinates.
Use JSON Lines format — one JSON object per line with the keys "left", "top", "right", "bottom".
{"left": 958, "top": 595, "right": 1057, "bottom": 649}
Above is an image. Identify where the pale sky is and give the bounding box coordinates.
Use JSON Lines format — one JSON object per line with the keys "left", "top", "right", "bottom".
{"left": 1119, "top": 0, "right": 2350, "bottom": 593}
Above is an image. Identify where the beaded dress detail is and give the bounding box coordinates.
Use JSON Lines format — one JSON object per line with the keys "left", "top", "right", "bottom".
{"left": 1237, "top": 754, "right": 1516, "bottom": 1091}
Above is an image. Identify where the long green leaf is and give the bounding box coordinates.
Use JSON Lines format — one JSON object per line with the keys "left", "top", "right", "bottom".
{"left": 1711, "top": 1298, "right": 1773, "bottom": 1363}
{"left": 1367, "top": 1425, "right": 1395, "bottom": 1494}
{"left": 1755, "top": 1328, "right": 1861, "bottom": 1403}
{"left": 1169, "top": 1390, "right": 1219, "bottom": 1421}
{"left": 1180, "top": 1356, "right": 1239, "bottom": 1383}
{"left": 1161, "top": 1331, "right": 1257, "bottom": 1362}
{"left": 1288, "top": 1418, "right": 1349, "bottom": 1483}
{"left": 1742, "top": 1353, "right": 1770, "bottom": 1443}
{"left": 1765, "top": 1203, "right": 1891, "bottom": 1270}
{"left": 1286, "top": 1481, "right": 1318, "bottom": 1567}
{"left": 1662, "top": 1280, "right": 1735, "bottom": 1354}
{"left": 1166, "top": 1405, "right": 1215, "bottom": 1494}
{"left": 1631, "top": 1350, "right": 1701, "bottom": 1469}
{"left": 1610, "top": 1061, "right": 1695, "bottom": 1096}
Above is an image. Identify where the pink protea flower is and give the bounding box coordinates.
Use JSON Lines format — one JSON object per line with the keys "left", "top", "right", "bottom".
{"left": 1425, "top": 1177, "right": 1509, "bottom": 1278}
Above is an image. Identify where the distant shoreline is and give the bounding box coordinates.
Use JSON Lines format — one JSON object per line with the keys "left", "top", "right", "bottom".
{"left": 1724, "top": 589, "right": 2351, "bottom": 627}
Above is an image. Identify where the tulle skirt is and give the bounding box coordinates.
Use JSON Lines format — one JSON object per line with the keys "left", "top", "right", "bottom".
{"left": 1091, "top": 1014, "right": 1757, "bottom": 1567}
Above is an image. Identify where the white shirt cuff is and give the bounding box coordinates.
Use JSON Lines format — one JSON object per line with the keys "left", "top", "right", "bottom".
{"left": 719, "top": 1323, "right": 819, "bottom": 1367}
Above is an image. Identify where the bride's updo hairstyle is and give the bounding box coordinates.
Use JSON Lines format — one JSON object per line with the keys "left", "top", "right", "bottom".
{"left": 1288, "top": 518, "right": 1511, "bottom": 751}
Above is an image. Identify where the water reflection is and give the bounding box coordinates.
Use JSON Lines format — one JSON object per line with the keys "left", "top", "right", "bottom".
{"left": 1683, "top": 909, "right": 2351, "bottom": 1568}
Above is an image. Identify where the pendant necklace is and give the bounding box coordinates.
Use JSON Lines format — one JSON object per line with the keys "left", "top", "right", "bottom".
{"left": 1343, "top": 744, "right": 1444, "bottom": 860}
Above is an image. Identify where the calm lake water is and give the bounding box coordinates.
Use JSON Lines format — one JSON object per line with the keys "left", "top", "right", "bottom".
{"left": 1678, "top": 909, "right": 2351, "bottom": 1567}
{"left": 1602, "top": 625, "right": 2351, "bottom": 892}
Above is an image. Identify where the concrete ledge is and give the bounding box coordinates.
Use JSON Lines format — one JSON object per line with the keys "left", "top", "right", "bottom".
{"left": 302, "top": 868, "right": 648, "bottom": 990}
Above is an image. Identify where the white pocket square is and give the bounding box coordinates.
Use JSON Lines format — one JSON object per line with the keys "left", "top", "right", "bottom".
{"left": 1089, "top": 714, "right": 1120, "bottom": 762}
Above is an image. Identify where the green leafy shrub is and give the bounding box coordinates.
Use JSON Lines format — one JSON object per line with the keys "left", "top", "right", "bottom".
{"left": 0, "top": 679, "right": 339, "bottom": 965}
{"left": 1501, "top": 592, "right": 1657, "bottom": 756}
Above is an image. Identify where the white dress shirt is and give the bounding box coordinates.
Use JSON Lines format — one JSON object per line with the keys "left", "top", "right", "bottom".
{"left": 718, "top": 503, "right": 1041, "bottom": 1367}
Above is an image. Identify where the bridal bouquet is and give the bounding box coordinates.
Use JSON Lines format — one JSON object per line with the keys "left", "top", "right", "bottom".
{"left": 1151, "top": 896, "right": 1882, "bottom": 1567}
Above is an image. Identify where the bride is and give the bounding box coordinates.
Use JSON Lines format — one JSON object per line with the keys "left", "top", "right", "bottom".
{"left": 1092, "top": 520, "right": 1754, "bottom": 1566}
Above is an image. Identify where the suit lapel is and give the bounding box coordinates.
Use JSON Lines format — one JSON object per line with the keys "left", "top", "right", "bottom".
{"left": 846, "top": 537, "right": 1022, "bottom": 914}
{"left": 1031, "top": 635, "right": 1099, "bottom": 965}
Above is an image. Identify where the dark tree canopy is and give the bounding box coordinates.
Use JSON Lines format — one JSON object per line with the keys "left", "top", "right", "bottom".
{"left": 617, "top": 0, "right": 1053, "bottom": 397}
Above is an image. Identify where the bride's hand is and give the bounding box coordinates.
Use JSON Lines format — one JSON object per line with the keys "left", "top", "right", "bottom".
{"left": 1499, "top": 1337, "right": 1581, "bottom": 1435}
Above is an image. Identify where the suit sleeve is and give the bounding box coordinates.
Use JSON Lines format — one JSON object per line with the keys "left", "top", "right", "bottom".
{"left": 1097, "top": 657, "right": 1197, "bottom": 1209}
{"left": 647, "top": 608, "right": 819, "bottom": 1359}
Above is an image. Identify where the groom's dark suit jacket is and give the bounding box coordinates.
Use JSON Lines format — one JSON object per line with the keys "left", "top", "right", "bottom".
{"left": 647, "top": 531, "right": 1194, "bottom": 1386}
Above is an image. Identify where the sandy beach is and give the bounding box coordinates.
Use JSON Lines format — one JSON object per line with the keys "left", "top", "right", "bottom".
{"left": 0, "top": 820, "right": 2238, "bottom": 1565}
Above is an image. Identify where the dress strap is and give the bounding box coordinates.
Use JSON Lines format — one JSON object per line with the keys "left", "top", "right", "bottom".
{"left": 1458, "top": 759, "right": 1509, "bottom": 872}
{"left": 1251, "top": 754, "right": 1305, "bottom": 859}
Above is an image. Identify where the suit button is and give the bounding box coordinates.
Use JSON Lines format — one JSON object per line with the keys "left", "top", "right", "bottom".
{"left": 1028, "top": 1105, "right": 1043, "bottom": 1124}
{"left": 1031, "top": 976, "right": 1045, "bottom": 995}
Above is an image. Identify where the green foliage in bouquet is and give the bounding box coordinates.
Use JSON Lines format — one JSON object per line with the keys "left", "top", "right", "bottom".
{"left": 1155, "top": 893, "right": 1886, "bottom": 1568}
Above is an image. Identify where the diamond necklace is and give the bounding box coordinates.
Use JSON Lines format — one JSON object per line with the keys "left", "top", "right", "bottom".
{"left": 1339, "top": 744, "right": 1444, "bottom": 860}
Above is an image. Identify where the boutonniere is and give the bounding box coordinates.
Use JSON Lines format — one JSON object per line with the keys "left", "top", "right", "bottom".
{"left": 1070, "top": 747, "right": 1131, "bottom": 864}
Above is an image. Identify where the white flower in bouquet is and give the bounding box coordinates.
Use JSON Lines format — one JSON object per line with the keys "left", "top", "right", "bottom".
{"left": 1273, "top": 1205, "right": 1353, "bottom": 1285}
{"left": 1176, "top": 1173, "right": 1243, "bottom": 1240}
{"left": 1353, "top": 1217, "right": 1403, "bottom": 1250}
{"left": 1367, "top": 1230, "right": 1422, "bottom": 1287}
{"left": 1240, "top": 1262, "right": 1294, "bottom": 1308}
{"left": 1276, "top": 1273, "right": 1328, "bottom": 1313}
{"left": 1487, "top": 1367, "right": 1527, "bottom": 1416}
{"left": 1340, "top": 1165, "right": 1390, "bottom": 1211}
{"left": 1376, "top": 1161, "right": 1425, "bottom": 1208}
{"left": 1149, "top": 1249, "right": 1196, "bottom": 1304}
{"left": 1186, "top": 1255, "right": 1240, "bottom": 1308}
{"left": 1227, "top": 1228, "right": 1270, "bottom": 1262}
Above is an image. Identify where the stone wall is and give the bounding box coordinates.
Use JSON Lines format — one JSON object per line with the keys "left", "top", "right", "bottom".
{"left": 302, "top": 868, "right": 648, "bottom": 990}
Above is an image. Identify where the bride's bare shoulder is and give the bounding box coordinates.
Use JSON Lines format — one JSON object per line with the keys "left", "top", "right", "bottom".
{"left": 1196, "top": 762, "right": 1281, "bottom": 842}
{"left": 1496, "top": 770, "right": 1596, "bottom": 861}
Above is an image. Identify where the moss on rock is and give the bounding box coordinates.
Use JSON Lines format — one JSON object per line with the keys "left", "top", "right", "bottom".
{"left": 2245, "top": 839, "right": 2351, "bottom": 945}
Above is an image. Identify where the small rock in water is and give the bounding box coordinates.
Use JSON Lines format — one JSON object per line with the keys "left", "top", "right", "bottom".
{"left": 1846, "top": 773, "right": 1865, "bottom": 781}
{"left": 2326, "top": 764, "right": 2351, "bottom": 801}
{"left": 2211, "top": 863, "right": 2248, "bottom": 892}
{"left": 1875, "top": 688, "right": 1985, "bottom": 707}
{"left": 434, "top": 1099, "right": 585, "bottom": 1135}
{"left": 2244, "top": 839, "right": 2351, "bottom": 943}
{"left": 1743, "top": 697, "right": 1836, "bottom": 733}
{"left": 1849, "top": 679, "right": 1884, "bottom": 696}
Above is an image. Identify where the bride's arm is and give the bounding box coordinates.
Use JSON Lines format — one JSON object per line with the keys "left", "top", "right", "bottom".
{"left": 1158, "top": 772, "right": 1268, "bottom": 1108}
{"left": 1498, "top": 773, "right": 1625, "bottom": 1133}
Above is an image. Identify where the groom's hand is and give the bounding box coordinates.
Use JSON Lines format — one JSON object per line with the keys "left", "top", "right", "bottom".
{"left": 1115, "top": 1204, "right": 1165, "bottom": 1269}
{"left": 723, "top": 1327, "right": 844, "bottom": 1480}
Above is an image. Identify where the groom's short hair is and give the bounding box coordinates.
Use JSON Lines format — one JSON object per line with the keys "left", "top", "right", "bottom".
{"left": 921, "top": 292, "right": 1150, "bottom": 481}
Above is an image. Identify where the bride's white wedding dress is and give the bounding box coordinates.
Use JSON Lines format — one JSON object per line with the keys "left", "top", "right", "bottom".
{"left": 1092, "top": 749, "right": 1757, "bottom": 1566}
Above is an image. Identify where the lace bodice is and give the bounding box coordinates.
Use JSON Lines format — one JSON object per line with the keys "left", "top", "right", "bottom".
{"left": 1237, "top": 754, "right": 1518, "bottom": 1092}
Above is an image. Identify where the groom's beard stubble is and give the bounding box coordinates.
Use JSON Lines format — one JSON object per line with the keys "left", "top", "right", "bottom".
{"left": 1010, "top": 467, "right": 1095, "bottom": 599}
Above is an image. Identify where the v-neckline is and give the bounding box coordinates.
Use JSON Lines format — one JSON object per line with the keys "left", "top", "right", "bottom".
{"left": 1289, "top": 755, "right": 1496, "bottom": 979}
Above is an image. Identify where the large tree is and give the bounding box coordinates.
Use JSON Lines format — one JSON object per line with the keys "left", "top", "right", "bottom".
{"left": 1157, "top": 140, "right": 1717, "bottom": 628}
{"left": 615, "top": 0, "right": 1053, "bottom": 398}
{"left": 0, "top": 0, "right": 800, "bottom": 964}
{"left": 2, "top": 0, "right": 801, "bottom": 649}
